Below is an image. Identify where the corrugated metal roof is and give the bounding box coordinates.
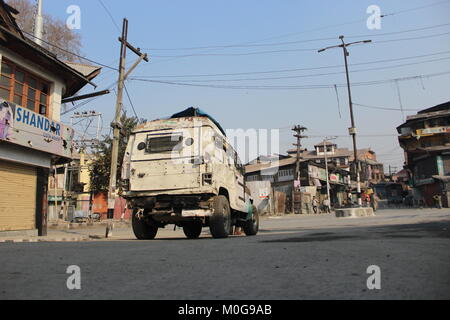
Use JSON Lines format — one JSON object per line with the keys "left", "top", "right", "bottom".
{"left": 245, "top": 157, "right": 297, "bottom": 174}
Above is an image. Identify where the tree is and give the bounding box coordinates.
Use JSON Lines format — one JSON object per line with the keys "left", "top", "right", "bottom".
{"left": 6, "top": 0, "right": 82, "bottom": 62}
{"left": 89, "top": 112, "right": 145, "bottom": 194}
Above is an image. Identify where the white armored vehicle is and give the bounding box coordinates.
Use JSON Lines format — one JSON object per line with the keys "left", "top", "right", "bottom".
{"left": 121, "top": 108, "right": 259, "bottom": 239}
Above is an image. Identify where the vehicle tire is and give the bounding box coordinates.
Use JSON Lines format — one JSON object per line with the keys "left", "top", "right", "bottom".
{"left": 132, "top": 212, "right": 158, "bottom": 240}
{"left": 209, "top": 195, "right": 231, "bottom": 239}
{"left": 243, "top": 205, "right": 259, "bottom": 236}
{"left": 183, "top": 221, "right": 203, "bottom": 239}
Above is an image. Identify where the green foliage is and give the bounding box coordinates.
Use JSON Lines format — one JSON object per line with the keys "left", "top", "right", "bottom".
{"left": 89, "top": 112, "right": 145, "bottom": 193}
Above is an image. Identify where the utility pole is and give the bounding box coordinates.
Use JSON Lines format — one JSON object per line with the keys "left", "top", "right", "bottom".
{"left": 34, "top": 0, "right": 43, "bottom": 46}
{"left": 318, "top": 36, "right": 372, "bottom": 207}
{"left": 106, "top": 18, "right": 149, "bottom": 237}
{"left": 292, "top": 125, "right": 308, "bottom": 214}
{"left": 323, "top": 136, "right": 338, "bottom": 206}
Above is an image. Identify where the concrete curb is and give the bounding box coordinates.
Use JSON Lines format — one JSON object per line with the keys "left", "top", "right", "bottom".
{"left": 335, "top": 207, "right": 375, "bottom": 218}
{"left": 0, "top": 236, "right": 89, "bottom": 243}
{"left": 49, "top": 221, "right": 131, "bottom": 230}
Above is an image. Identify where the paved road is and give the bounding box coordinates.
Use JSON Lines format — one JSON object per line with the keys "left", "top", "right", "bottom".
{"left": 0, "top": 208, "right": 449, "bottom": 300}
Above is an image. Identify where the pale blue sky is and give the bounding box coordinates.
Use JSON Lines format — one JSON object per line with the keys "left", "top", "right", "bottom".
{"left": 39, "top": 0, "right": 450, "bottom": 171}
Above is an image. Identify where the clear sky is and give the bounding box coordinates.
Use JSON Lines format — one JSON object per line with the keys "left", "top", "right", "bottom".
{"left": 40, "top": 0, "right": 450, "bottom": 172}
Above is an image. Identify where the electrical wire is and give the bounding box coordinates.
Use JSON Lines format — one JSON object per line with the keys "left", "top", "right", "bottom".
{"left": 353, "top": 103, "right": 419, "bottom": 112}
{"left": 139, "top": 1, "right": 450, "bottom": 67}
{"left": 375, "top": 31, "right": 450, "bottom": 44}
{"left": 145, "top": 22, "right": 450, "bottom": 51}
{"left": 142, "top": 2, "right": 450, "bottom": 52}
{"left": 149, "top": 30, "right": 450, "bottom": 59}
{"left": 20, "top": 30, "right": 118, "bottom": 71}
{"left": 97, "top": 0, "right": 121, "bottom": 32}
{"left": 124, "top": 82, "right": 139, "bottom": 119}
{"left": 132, "top": 56, "right": 450, "bottom": 83}
{"left": 129, "top": 70, "right": 450, "bottom": 90}
{"left": 61, "top": 80, "right": 119, "bottom": 115}
{"left": 134, "top": 49, "right": 450, "bottom": 79}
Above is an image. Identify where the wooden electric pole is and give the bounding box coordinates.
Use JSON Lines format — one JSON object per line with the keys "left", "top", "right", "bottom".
{"left": 292, "top": 125, "right": 308, "bottom": 214}
{"left": 106, "top": 18, "right": 149, "bottom": 237}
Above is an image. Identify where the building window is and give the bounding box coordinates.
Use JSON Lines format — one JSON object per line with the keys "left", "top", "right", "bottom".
{"left": 0, "top": 59, "right": 51, "bottom": 116}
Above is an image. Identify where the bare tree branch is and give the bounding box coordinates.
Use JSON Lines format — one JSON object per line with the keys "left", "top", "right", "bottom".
{"left": 6, "top": 0, "right": 83, "bottom": 62}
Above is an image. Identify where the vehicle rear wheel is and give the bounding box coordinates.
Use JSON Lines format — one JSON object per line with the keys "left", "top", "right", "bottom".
{"left": 243, "top": 206, "right": 259, "bottom": 236}
{"left": 183, "top": 221, "right": 203, "bottom": 239}
{"left": 132, "top": 212, "right": 158, "bottom": 240}
{"left": 209, "top": 196, "right": 231, "bottom": 239}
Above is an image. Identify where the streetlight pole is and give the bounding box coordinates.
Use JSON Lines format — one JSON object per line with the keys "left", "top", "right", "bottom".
{"left": 34, "top": 0, "right": 44, "bottom": 46}
{"left": 318, "top": 36, "right": 372, "bottom": 207}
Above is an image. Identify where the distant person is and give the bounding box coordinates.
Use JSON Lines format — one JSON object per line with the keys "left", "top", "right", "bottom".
{"left": 323, "top": 197, "right": 331, "bottom": 213}
{"left": 312, "top": 197, "right": 319, "bottom": 214}
{"left": 433, "top": 194, "right": 442, "bottom": 209}
{"left": 365, "top": 193, "right": 371, "bottom": 208}
{"left": 347, "top": 192, "right": 353, "bottom": 207}
{"left": 370, "top": 193, "right": 378, "bottom": 212}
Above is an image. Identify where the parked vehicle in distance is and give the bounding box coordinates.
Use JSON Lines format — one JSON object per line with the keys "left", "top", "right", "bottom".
{"left": 121, "top": 107, "right": 259, "bottom": 239}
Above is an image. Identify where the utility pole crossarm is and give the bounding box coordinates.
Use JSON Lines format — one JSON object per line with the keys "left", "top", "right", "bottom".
{"left": 118, "top": 37, "right": 150, "bottom": 62}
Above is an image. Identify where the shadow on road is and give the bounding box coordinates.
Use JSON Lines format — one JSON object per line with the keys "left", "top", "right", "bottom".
{"left": 260, "top": 220, "right": 450, "bottom": 243}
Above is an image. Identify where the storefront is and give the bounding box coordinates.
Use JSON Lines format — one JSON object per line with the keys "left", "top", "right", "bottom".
{"left": 0, "top": 99, "right": 74, "bottom": 235}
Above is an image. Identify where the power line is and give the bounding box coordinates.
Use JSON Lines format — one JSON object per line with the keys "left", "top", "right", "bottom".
{"left": 149, "top": 30, "right": 450, "bottom": 59}
{"left": 375, "top": 31, "right": 450, "bottom": 44}
{"left": 138, "top": 1, "right": 450, "bottom": 67}
{"left": 132, "top": 56, "right": 450, "bottom": 83}
{"left": 151, "top": 47, "right": 319, "bottom": 58}
{"left": 62, "top": 80, "right": 119, "bottom": 115}
{"left": 124, "top": 83, "right": 139, "bottom": 119}
{"left": 21, "top": 29, "right": 118, "bottom": 71}
{"left": 145, "top": 22, "right": 450, "bottom": 51}
{"left": 135, "top": 49, "right": 450, "bottom": 79}
{"left": 382, "top": 0, "right": 450, "bottom": 17}
{"left": 129, "top": 70, "right": 450, "bottom": 90}
{"left": 97, "top": 0, "right": 121, "bottom": 32}
{"left": 141, "top": 3, "right": 450, "bottom": 52}
{"left": 353, "top": 103, "right": 420, "bottom": 112}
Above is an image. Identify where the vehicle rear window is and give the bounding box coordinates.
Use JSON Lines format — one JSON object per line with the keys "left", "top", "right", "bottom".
{"left": 145, "top": 134, "right": 183, "bottom": 153}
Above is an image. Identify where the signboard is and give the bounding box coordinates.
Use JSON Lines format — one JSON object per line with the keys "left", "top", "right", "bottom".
{"left": 259, "top": 188, "right": 270, "bottom": 199}
{"left": 0, "top": 99, "right": 74, "bottom": 159}
{"left": 416, "top": 126, "right": 450, "bottom": 136}
{"left": 308, "top": 165, "right": 328, "bottom": 182}
{"left": 329, "top": 174, "right": 339, "bottom": 182}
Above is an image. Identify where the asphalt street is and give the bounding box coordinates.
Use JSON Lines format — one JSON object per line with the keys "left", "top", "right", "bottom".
{"left": 0, "top": 208, "right": 449, "bottom": 300}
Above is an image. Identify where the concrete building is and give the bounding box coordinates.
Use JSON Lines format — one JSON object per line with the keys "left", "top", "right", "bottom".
{"left": 0, "top": 1, "right": 99, "bottom": 235}
{"left": 245, "top": 156, "right": 351, "bottom": 214}
{"left": 397, "top": 101, "right": 450, "bottom": 207}
{"left": 246, "top": 140, "right": 385, "bottom": 214}
{"left": 287, "top": 141, "right": 385, "bottom": 185}
{"left": 49, "top": 151, "right": 132, "bottom": 222}
{"left": 287, "top": 140, "right": 352, "bottom": 170}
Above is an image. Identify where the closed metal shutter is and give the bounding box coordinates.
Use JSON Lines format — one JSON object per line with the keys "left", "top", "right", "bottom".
{"left": 0, "top": 160, "right": 36, "bottom": 231}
